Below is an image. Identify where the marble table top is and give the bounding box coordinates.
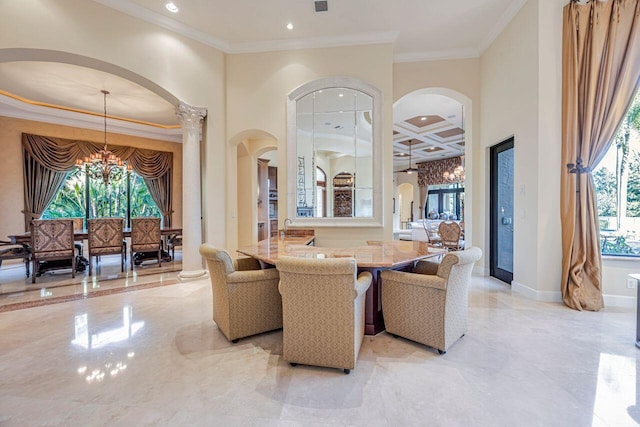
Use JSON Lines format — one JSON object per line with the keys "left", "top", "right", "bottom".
{"left": 237, "top": 237, "right": 445, "bottom": 268}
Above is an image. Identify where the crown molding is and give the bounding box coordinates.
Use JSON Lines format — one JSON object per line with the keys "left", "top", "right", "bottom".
{"left": 91, "top": 0, "right": 231, "bottom": 52}
{"left": 91, "top": 0, "right": 523, "bottom": 61}
{"left": 477, "top": 0, "right": 528, "bottom": 54}
{"left": 394, "top": 48, "right": 480, "bottom": 63}
{"left": 230, "top": 31, "right": 400, "bottom": 54}
{"left": 0, "top": 94, "right": 182, "bottom": 143}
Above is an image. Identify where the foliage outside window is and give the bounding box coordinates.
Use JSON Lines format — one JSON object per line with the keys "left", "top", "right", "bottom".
{"left": 42, "top": 167, "right": 160, "bottom": 226}
{"left": 593, "top": 91, "right": 640, "bottom": 256}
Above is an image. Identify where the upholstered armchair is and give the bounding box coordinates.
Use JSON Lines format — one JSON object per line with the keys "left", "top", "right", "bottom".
{"left": 199, "top": 244, "right": 282, "bottom": 342}
{"left": 380, "top": 247, "right": 482, "bottom": 354}
{"left": 87, "top": 218, "right": 125, "bottom": 275}
{"left": 31, "top": 219, "right": 76, "bottom": 283}
{"left": 276, "top": 257, "right": 372, "bottom": 374}
{"left": 130, "top": 217, "right": 161, "bottom": 270}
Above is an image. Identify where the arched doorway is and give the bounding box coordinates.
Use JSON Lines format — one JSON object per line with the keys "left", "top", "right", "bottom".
{"left": 228, "top": 130, "right": 278, "bottom": 250}
{"left": 398, "top": 182, "right": 414, "bottom": 229}
{"left": 393, "top": 88, "right": 472, "bottom": 246}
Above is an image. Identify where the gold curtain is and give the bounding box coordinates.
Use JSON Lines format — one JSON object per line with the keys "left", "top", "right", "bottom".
{"left": 21, "top": 134, "right": 174, "bottom": 228}
{"left": 417, "top": 157, "right": 464, "bottom": 187}
{"left": 561, "top": 0, "right": 640, "bottom": 311}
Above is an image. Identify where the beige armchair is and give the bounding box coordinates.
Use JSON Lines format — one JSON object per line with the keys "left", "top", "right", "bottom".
{"left": 199, "top": 244, "right": 282, "bottom": 343}
{"left": 380, "top": 247, "right": 482, "bottom": 354}
{"left": 276, "top": 257, "right": 372, "bottom": 374}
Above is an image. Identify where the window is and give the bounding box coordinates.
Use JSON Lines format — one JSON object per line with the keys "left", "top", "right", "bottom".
{"left": 593, "top": 91, "right": 640, "bottom": 256}
{"left": 42, "top": 167, "right": 160, "bottom": 227}
{"left": 425, "top": 184, "right": 464, "bottom": 221}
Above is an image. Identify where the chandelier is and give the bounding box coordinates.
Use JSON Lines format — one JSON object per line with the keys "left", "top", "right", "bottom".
{"left": 443, "top": 164, "right": 465, "bottom": 183}
{"left": 76, "top": 90, "right": 131, "bottom": 185}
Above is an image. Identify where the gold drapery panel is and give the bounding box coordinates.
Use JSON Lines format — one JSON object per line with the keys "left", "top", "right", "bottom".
{"left": 417, "top": 157, "right": 464, "bottom": 187}
{"left": 560, "top": 0, "right": 640, "bottom": 311}
{"left": 21, "top": 133, "right": 174, "bottom": 229}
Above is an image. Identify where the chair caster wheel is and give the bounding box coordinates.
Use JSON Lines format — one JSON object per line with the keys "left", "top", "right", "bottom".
{"left": 231, "top": 339, "right": 239, "bottom": 343}
{"left": 437, "top": 349, "right": 446, "bottom": 355}
{"left": 289, "top": 362, "right": 297, "bottom": 367}
{"left": 343, "top": 369, "right": 351, "bottom": 375}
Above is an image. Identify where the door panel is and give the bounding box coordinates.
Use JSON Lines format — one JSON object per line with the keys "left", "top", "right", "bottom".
{"left": 490, "top": 138, "right": 514, "bottom": 284}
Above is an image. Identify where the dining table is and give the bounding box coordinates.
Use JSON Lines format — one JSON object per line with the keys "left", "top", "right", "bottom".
{"left": 7, "top": 227, "right": 183, "bottom": 246}
{"left": 237, "top": 236, "right": 446, "bottom": 335}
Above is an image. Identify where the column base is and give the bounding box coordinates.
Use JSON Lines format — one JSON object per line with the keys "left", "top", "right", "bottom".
{"left": 178, "top": 269, "right": 207, "bottom": 280}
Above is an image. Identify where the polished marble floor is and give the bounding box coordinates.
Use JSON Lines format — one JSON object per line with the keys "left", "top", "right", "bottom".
{"left": 0, "top": 273, "right": 638, "bottom": 426}
{"left": 0, "top": 253, "right": 182, "bottom": 312}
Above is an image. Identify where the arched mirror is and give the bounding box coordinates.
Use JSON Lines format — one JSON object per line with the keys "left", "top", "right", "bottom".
{"left": 287, "top": 77, "right": 382, "bottom": 227}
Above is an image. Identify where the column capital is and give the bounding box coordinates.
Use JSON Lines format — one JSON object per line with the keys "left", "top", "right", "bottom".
{"left": 176, "top": 101, "right": 207, "bottom": 131}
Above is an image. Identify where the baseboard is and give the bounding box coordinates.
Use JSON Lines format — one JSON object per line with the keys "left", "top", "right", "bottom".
{"left": 511, "top": 281, "right": 562, "bottom": 302}
{"left": 603, "top": 294, "right": 636, "bottom": 309}
{"left": 511, "top": 281, "right": 635, "bottom": 308}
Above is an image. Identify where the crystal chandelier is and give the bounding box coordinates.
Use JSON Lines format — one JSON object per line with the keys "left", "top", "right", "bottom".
{"left": 76, "top": 90, "right": 131, "bottom": 185}
{"left": 443, "top": 165, "right": 465, "bottom": 183}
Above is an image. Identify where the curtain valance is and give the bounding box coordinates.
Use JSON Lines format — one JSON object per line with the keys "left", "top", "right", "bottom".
{"left": 22, "top": 134, "right": 172, "bottom": 177}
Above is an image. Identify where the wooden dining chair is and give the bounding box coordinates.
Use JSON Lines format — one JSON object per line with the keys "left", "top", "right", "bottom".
{"left": 130, "top": 217, "right": 162, "bottom": 270}
{"left": 87, "top": 218, "right": 125, "bottom": 275}
{"left": 438, "top": 221, "right": 463, "bottom": 251}
{"left": 30, "top": 219, "right": 75, "bottom": 283}
{"left": 422, "top": 220, "right": 442, "bottom": 246}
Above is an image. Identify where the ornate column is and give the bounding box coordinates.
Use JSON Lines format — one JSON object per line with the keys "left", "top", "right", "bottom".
{"left": 176, "top": 101, "right": 207, "bottom": 279}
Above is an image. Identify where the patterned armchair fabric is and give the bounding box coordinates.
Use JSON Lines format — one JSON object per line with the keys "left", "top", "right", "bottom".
{"left": 380, "top": 247, "right": 482, "bottom": 354}
{"left": 87, "top": 218, "right": 125, "bottom": 275}
{"left": 199, "top": 244, "right": 282, "bottom": 342}
{"left": 30, "top": 219, "right": 75, "bottom": 283}
{"left": 130, "top": 217, "right": 161, "bottom": 269}
{"left": 276, "top": 257, "right": 372, "bottom": 374}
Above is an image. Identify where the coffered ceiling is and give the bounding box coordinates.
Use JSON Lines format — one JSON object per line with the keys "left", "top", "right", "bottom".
{"left": 393, "top": 94, "right": 465, "bottom": 171}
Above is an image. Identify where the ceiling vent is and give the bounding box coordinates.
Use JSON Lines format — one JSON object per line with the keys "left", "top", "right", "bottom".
{"left": 314, "top": 1, "right": 328, "bottom": 13}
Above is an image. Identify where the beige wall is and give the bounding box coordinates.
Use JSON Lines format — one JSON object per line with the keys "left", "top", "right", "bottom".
{"left": 226, "top": 44, "right": 394, "bottom": 250}
{"left": 0, "top": 116, "right": 182, "bottom": 239}
{"left": 480, "top": 0, "right": 541, "bottom": 290}
{"left": 0, "top": 0, "right": 226, "bottom": 249}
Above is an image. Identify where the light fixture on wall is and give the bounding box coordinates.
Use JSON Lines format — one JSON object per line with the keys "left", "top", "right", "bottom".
{"left": 76, "top": 90, "right": 131, "bottom": 185}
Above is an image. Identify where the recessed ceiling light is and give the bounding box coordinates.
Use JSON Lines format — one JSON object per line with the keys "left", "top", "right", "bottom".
{"left": 165, "top": 2, "right": 179, "bottom": 13}
{"left": 286, "top": 22, "right": 293, "bottom": 30}
{"left": 339, "top": 93, "right": 344, "bottom": 97}
{"left": 420, "top": 116, "right": 427, "bottom": 121}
